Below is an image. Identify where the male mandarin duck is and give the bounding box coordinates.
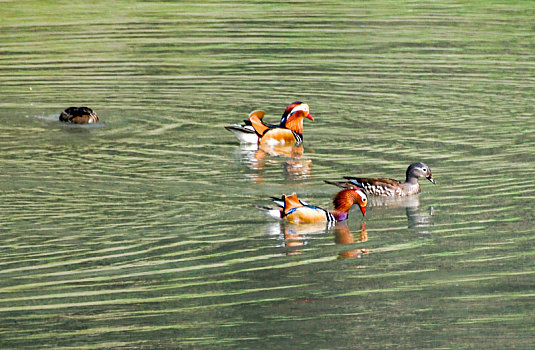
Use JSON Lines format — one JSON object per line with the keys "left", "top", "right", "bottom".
{"left": 325, "top": 162, "right": 435, "bottom": 197}
{"left": 59, "top": 106, "right": 99, "bottom": 124}
{"left": 257, "top": 188, "right": 367, "bottom": 224}
{"left": 225, "top": 101, "right": 313, "bottom": 145}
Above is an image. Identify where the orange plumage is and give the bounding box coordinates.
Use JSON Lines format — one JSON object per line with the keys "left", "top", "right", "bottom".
{"left": 259, "top": 189, "right": 367, "bottom": 224}
{"left": 225, "top": 102, "right": 313, "bottom": 145}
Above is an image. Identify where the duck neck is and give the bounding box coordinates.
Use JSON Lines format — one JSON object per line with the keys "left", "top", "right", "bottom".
{"left": 284, "top": 116, "right": 304, "bottom": 136}
{"left": 330, "top": 210, "right": 348, "bottom": 221}
{"left": 405, "top": 170, "right": 419, "bottom": 184}
{"left": 330, "top": 189, "right": 357, "bottom": 221}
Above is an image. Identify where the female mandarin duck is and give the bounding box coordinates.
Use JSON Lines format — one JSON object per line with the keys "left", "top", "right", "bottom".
{"left": 257, "top": 188, "right": 367, "bottom": 224}
{"left": 225, "top": 101, "right": 313, "bottom": 145}
{"left": 59, "top": 107, "right": 99, "bottom": 124}
{"left": 325, "top": 162, "right": 436, "bottom": 197}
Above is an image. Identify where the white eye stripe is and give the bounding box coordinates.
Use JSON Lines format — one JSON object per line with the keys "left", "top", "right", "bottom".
{"left": 290, "top": 104, "right": 309, "bottom": 115}
{"left": 356, "top": 189, "right": 367, "bottom": 201}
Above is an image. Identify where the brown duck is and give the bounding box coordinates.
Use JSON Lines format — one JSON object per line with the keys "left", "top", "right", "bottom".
{"left": 59, "top": 107, "right": 99, "bottom": 124}
{"left": 325, "top": 162, "right": 436, "bottom": 197}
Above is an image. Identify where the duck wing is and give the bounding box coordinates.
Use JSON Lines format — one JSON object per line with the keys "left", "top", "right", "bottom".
{"left": 248, "top": 110, "right": 271, "bottom": 137}
{"left": 344, "top": 177, "right": 403, "bottom": 196}
{"left": 270, "top": 193, "right": 306, "bottom": 217}
{"left": 324, "top": 180, "right": 359, "bottom": 189}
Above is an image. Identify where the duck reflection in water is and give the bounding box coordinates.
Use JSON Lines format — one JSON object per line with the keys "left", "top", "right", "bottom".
{"left": 263, "top": 221, "right": 369, "bottom": 258}
{"left": 235, "top": 143, "right": 312, "bottom": 182}
{"left": 270, "top": 221, "right": 332, "bottom": 256}
{"left": 334, "top": 222, "right": 370, "bottom": 259}
{"left": 367, "top": 195, "right": 434, "bottom": 234}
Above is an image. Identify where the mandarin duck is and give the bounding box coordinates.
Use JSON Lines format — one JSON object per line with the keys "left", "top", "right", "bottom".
{"left": 59, "top": 107, "right": 99, "bottom": 124}
{"left": 225, "top": 101, "right": 313, "bottom": 145}
{"left": 256, "top": 188, "right": 367, "bottom": 224}
{"left": 325, "top": 162, "right": 435, "bottom": 197}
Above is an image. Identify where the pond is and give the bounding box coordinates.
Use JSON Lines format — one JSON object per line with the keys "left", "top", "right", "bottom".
{"left": 0, "top": 1, "right": 534, "bottom": 348}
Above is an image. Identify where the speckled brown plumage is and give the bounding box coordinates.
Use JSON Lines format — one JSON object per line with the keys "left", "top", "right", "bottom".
{"left": 325, "top": 162, "right": 436, "bottom": 197}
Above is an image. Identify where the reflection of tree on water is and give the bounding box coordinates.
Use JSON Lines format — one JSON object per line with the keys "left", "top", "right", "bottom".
{"left": 235, "top": 143, "right": 312, "bottom": 182}
{"left": 367, "top": 195, "right": 434, "bottom": 234}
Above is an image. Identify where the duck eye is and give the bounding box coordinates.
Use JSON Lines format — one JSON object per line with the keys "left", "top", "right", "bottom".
{"left": 422, "top": 168, "right": 427, "bottom": 172}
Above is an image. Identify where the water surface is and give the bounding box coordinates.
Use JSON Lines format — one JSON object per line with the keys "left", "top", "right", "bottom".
{"left": 1, "top": 1, "right": 534, "bottom": 348}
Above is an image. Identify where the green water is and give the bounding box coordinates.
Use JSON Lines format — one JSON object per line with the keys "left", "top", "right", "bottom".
{"left": 1, "top": 1, "right": 534, "bottom": 348}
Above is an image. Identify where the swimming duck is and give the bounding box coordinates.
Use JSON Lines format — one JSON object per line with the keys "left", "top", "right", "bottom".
{"left": 225, "top": 101, "right": 313, "bottom": 145}
{"left": 325, "top": 162, "right": 435, "bottom": 197}
{"left": 257, "top": 188, "right": 367, "bottom": 224}
{"left": 59, "top": 107, "right": 99, "bottom": 124}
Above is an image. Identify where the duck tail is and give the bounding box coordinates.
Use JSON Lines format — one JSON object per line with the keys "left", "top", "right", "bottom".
{"left": 224, "top": 124, "right": 258, "bottom": 143}
{"left": 254, "top": 205, "right": 282, "bottom": 220}
{"left": 269, "top": 196, "right": 285, "bottom": 208}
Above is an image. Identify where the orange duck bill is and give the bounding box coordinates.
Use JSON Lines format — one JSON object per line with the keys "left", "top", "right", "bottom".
{"left": 359, "top": 204, "right": 366, "bottom": 216}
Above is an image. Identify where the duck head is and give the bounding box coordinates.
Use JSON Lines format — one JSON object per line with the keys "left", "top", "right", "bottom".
{"left": 406, "top": 162, "right": 435, "bottom": 184}
{"left": 279, "top": 102, "right": 313, "bottom": 135}
{"left": 332, "top": 188, "right": 368, "bottom": 220}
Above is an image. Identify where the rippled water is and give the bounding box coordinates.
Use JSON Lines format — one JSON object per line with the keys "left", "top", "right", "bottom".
{"left": 1, "top": 1, "right": 534, "bottom": 348}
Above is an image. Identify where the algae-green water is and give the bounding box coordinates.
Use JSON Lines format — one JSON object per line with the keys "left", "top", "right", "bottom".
{"left": 1, "top": 1, "right": 534, "bottom": 348}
